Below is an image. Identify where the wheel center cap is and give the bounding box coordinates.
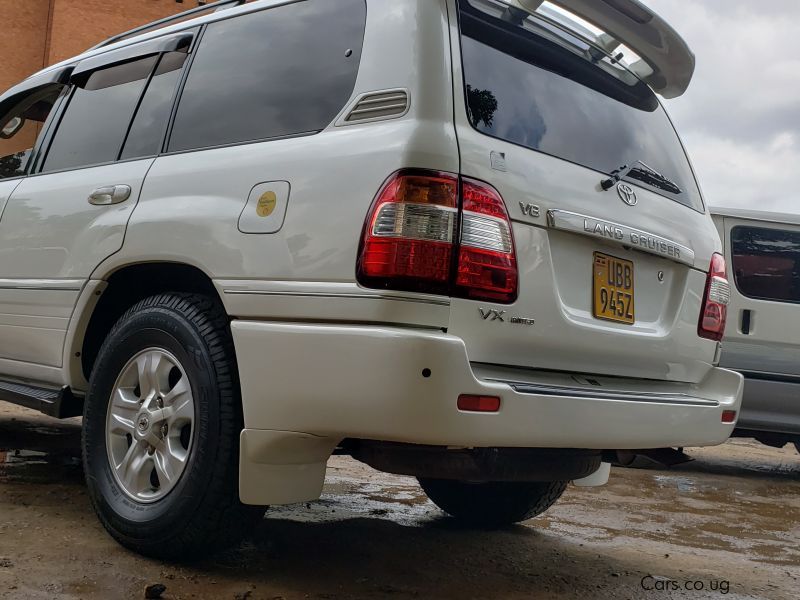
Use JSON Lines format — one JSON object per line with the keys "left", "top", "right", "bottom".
{"left": 137, "top": 415, "right": 150, "bottom": 432}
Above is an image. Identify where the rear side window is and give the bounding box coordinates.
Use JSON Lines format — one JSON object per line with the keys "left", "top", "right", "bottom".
{"left": 43, "top": 56, "right": 157, "bottom": 173}
{"left": 121, "top": 52, "right": 188, "bottom": 160}
{"left": 458, "top": 0, "right": 703, "bottom": 211}
{"left": 168, "top": 0, "right": 366, "bottom": 153}
{"left": 731, "top": 226, "right": 800, "bottom": 304}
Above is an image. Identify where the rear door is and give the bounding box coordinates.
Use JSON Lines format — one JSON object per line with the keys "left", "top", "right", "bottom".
{"left": 448, "top": 0, "right": 720, "bottom": 383}
{"left": 720, "top": 216, "right": 800, "bottom": 378}
{"left": 0, "top": 42, "right": 190, "bottom": 369}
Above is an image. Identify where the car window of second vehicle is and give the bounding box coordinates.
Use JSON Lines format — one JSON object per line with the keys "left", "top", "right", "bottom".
{"left": 731, "top": 225, "right": 800, "bottom": 304}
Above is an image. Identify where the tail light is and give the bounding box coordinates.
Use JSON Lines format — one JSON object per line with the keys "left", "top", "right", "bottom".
{"left": 455, "top": 179, "right": 518, "bottom": 302}
{"left": 698, "top": 253, "right": 730, "bottom": 341}
{"left": 357, "top": 170, "right": 517, "bottom": 303}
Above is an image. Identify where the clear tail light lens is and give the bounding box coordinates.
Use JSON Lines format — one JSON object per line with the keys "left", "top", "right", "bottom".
{"left": 698, "top": 253, "right": 730, "bottom": 341}
{"left": 357, "top": 170, "right": 518, "bottom": 303}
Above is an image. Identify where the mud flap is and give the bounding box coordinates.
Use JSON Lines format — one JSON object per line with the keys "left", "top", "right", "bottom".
{"left": 572, "top": 462, "right": 610, "bottom": 487}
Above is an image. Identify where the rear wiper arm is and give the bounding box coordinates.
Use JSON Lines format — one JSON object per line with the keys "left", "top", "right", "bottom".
{"left": 601, "top": 160, "right": 683, "bottom": 195}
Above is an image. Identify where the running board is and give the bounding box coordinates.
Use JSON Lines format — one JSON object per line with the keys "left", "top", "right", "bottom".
{"left": 0, "top": 380, "right": 82, "bottom": 419}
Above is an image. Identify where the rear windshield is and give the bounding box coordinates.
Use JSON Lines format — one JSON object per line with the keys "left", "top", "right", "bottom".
{"left": 458, "top": 0, "right": 703, "bottom": 211}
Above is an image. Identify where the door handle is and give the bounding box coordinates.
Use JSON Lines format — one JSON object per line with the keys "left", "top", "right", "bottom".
{"left": 88, "top": 185, "right": 132, "bottom": 206}
{"left": 741, "top": 309, "right": 752, "bottom": 335}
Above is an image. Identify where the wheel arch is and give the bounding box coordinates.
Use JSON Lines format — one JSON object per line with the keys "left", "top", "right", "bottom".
{"left": 65, "top": 262, "right": 226, "bottom": 391}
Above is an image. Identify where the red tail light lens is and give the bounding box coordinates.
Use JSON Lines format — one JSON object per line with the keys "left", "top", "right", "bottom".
{"left": 357, "top": 171, "right": 458, "bottom": 295}
{"left": 698, "top": 253, "right": 730, "bottom": 341}
{"left": 358, "top": 170, "right": 518, "bottom": 303}
{"left": 455, "top": 178, "right": 518, "bottom": 303}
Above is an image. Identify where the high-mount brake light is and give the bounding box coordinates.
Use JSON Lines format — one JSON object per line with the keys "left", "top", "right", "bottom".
{"left": 698, "top": 253, "right": 730, "bottom": 341}
{"left": 357, "top": 170, "right": 518, "bottom": 302}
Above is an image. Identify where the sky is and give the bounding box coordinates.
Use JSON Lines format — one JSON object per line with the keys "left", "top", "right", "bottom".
{"left": 643, "top": 0, "right": 800, "bottom": 212}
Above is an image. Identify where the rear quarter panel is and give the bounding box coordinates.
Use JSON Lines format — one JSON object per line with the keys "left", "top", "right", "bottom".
{"left": 92, "top": 0, "right": 458, "bottom": 329}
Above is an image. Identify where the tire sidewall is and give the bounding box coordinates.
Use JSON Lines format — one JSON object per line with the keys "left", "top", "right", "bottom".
{"left": 83, "top": 305, "right": 222, "bottom": 538}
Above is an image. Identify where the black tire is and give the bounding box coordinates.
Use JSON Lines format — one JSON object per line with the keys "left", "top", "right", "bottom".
{"left": 82, "top": 293, "right": 264, "bottom": 559}
{"left": 794, "top": 442, "right": 800, "bottom": 456}
{"left": 418, "top": 478, "right": 567, "bottom": 528}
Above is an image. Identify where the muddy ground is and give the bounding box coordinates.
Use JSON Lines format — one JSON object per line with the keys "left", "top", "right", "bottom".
{"left": 0, "top": 403, "right": 797, "bottom": 600}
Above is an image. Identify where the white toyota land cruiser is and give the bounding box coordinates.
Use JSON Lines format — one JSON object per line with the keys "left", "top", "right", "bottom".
{"left": 0, "top": 0, "right": 742, "bottom": 558}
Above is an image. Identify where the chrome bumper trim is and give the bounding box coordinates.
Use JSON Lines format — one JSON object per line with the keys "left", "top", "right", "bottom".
{"left": 487, "top": 378, "right": 719, "bottom": 407}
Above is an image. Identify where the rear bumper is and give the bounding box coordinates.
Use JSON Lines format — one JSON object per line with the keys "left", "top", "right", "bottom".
{"left": 734, "top": 372, "right": 800, "bottom": 436}
{"left": 232, "top": 321, "right": 743, "bottom": 450}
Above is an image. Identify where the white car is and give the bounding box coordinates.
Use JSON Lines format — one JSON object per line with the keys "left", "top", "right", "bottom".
{"left": 713, "top": 208, "right": 800, "bottom": 454}
{"left": 0, "top": 0, "right": 741, "bottom": 557}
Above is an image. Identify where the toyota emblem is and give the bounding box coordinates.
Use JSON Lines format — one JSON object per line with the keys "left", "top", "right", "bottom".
{"left": 617, "top": 183, "right": 638, "bottom": 206}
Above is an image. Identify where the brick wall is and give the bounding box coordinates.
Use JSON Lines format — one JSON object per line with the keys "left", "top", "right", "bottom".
{"left": 1, "top": 0, "right": 193, "bottom": 92}
{"left": 0, "top": 0, "right": 51, "bottom": 92}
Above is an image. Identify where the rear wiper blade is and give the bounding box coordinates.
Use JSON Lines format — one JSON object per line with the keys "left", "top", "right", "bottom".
{"left": 601, "top": 160, "right": 683, "bottom": 195}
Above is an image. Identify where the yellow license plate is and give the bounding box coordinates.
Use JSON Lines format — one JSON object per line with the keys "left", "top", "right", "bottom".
{"left": 593, "top": 252, "right": 635, "bottom": 325}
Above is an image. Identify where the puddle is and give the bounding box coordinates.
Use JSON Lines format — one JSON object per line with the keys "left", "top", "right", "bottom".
{"left": 0, "top": 448, "right": 83, "bottom": 484}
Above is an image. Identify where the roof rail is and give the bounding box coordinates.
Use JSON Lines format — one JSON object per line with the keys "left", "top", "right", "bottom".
{"left": 88, "top": 0, "right": 246, "bottom": 52}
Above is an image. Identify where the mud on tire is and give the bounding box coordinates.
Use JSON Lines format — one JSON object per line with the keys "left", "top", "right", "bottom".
{"left": 418, "top": 478, "right": 568, "bottom": 528}
{"left": 82, "top": 293, "right": 263, "bottom": 560}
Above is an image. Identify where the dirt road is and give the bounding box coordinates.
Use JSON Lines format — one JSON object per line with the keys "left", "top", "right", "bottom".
{"left": 0, "top": 403, "right": 797, "bottom": 599}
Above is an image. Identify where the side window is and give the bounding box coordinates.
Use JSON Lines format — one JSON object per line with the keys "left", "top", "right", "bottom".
{"left": 121, "top": 52, "right": 188, "bottom": 160}
{"left": 168, "top": 0, "right": 366, "bottom": 153}
{"left": 42, "top": 56, "right": 157, "bottom": 173}
{"left": 731, "top": 225, "right": 800, "bottom": 304}
{"left": 0, "top": 87, "right": 62, "bottom": 179}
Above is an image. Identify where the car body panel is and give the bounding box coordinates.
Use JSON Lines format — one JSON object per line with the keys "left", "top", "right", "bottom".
{"left": 713, "top": 211, "right": 800, "bottom": 437}
{"left": 0, "top": 160, "right": 152, "bottom": 368}
{"left": 445, "top": 0, "right": 721, "bottom": 384}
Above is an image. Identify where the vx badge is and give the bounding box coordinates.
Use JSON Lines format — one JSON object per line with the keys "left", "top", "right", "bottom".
{"left": 479, "top": 308, "right": 506, "bottom": 322}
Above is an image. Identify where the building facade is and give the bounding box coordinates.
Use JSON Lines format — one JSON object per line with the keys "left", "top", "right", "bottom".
{"left": 0, "top": 0, "right": 197, "bottom": 92}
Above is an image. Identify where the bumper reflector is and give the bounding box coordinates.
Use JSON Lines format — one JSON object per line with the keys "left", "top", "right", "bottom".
{"left": 721, "top": 410, "right": 737, "bottom": 424}
{"left": 457, "top": 394, "right": 501, "bottom": 413}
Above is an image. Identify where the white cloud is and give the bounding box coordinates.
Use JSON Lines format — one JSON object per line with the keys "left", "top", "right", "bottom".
{"left": 684, "top": 131, "right": 800, "bottom": 211}
{"left": 642, "top": 0, "right": 800, "bottom": 213}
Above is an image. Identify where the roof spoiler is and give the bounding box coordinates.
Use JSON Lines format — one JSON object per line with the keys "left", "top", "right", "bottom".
{"left": 510, "top": 0, "right": 695, "bottom": 98}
